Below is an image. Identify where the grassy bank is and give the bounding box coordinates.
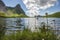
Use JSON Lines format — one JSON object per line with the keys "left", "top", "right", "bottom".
{"left": 0, "top": 12, "right": 28, "bottom": 18}
{"left": 2, "top": 29, "right": 57, "bottom": 40}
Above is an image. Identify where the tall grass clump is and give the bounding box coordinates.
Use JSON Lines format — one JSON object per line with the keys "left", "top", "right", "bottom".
{"left": 2, "top": 27, "right": 58, "bottom": 40}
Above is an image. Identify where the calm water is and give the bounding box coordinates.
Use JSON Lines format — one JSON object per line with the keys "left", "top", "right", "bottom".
{"left": 0, "top": 18, "right": 60, "bottom": 34}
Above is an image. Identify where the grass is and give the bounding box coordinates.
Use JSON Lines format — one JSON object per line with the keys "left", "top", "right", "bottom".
{"left": 1, "top": 25, "right": 58, "bottom": 40}
{"left": 0, "top": 11, "right": 28, "bottom": 18}
{"left": 0, "top": 14, "right": 28, "bottom": 18}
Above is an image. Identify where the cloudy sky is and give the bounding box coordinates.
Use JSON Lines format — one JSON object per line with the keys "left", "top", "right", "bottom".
{"left": 2, "top": 0, "right": 60, "bottom": 16}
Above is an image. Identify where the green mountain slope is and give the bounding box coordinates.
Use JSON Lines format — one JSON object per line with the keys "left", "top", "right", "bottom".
{"left": 0, "top": 0, "right": 27, "bottom": 18}
{"left": 48, "top": 12, "right": 60, "bottom": 18}
{"left": 6, "top": 4, "right": 25, "bottom": 15}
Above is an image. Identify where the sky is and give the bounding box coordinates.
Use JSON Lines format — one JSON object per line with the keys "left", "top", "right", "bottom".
{"left": 2, "top": 0, "right": 60, "bottom": 16}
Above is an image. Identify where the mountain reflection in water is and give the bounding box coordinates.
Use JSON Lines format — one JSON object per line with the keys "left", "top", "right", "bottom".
{"left": 0, "top": 18, "right": 60, "bottom": 35}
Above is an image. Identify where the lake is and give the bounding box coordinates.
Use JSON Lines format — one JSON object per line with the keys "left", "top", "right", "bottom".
{"left": 0, "top": 17, "right": 60, "bottom": 34}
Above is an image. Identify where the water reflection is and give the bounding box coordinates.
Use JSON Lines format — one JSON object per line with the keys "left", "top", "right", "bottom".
{"left": 0, "top": 18, "right": 60, "bottom": 35}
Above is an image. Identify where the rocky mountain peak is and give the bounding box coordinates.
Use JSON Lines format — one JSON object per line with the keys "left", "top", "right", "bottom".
{"left": 15, "top": 4, "right": 21, "bottom": 8}
{"left": 0, "top": 0, "right": 6, "bottom": 12}
{"left": 15, "top": 4, "right": 25, "bottom": 14}
{"left": 0, "top": 1, "right": 25, "bottom": 15}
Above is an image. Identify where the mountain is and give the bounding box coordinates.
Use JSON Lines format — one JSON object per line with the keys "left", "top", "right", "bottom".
{"left": 48, "top": 12, "right": 60, "bottom": 18}
{"left": 0, "top": 0, "right": 27, "bottom": 17}
{"left": 0, "top": 0, "right": 6, "bottom": 12}
{"left": 6, "top": 4, "right": 25, "bottom": 15}
{"left": 15, "top": 4, "right": 25, "bottom": 14}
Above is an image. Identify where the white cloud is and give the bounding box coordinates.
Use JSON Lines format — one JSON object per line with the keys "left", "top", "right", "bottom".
{"left": 26, "top": 9, "right": 40, "bottom": 17}
{"left": 22, "top": 0, "right": 58, "bottom": 17}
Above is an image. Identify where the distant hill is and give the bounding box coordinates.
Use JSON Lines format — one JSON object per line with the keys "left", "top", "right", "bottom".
{"left": 0, "top": 0, "right": 27, "bottom": 17}
{"left": 48, "top": 12, "right": 60, "bottom": 18}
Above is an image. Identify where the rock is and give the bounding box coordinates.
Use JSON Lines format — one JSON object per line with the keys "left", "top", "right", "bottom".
{"left": 0, "top": 0, "right": 6, "bottom": 12}
{"left": 14, "top": 4, "right": 25, "bottom": 14}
